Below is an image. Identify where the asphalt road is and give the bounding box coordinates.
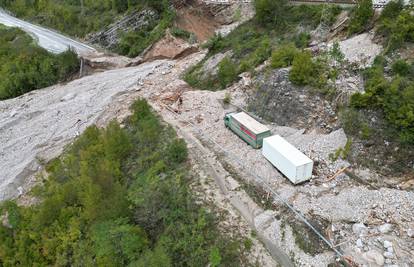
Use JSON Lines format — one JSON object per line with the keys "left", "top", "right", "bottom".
{"left": 0, "top": 9, "right": 96, "bottom": 55}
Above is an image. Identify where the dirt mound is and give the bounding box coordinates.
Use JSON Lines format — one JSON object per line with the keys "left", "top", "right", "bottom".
{"left": 143, "top": 30, "right": 198, "bottom": 61}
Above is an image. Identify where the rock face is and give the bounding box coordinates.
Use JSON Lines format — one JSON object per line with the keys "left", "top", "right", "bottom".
{"left": 143, "top": 31, "right": 198, "bottom": 61}
{"left": 200, "top": 51, "right": 233, "bottom": 79}
{"left": 248, "top": 68, "right": 338, "bottom": 132}
{"left": 88, "top": 9, "right": 159, "bottom": 51}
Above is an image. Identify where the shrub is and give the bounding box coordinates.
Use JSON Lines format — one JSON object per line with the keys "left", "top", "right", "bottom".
{"left": 294, "top": 32, "right": 311, "bottom": 48}
{"left": 289, "top": 51, "right": 315, "bottom": 85}
{"left": 270, "top": 44, "right": 299, "bottom": 68}
{"left": 0, "top": 27, "right": 79, "bottom": 100}
{"left": 171, "top": 27, "right": 192, "bottom": 40}
{"left": 218, "top": 57, "right": 238, "bottom": 89}
{"left": 239, "top": 37, "right": 272, "bottom": 72}
{"left": 223, "top": 92, "right": 231, "bottom": 104}
{"left": 377, "top": 3, "right": 414, "bottom": 51}
{"left": 392, "top": 59, "right": 411, "bottom": 76}
{"left": 348, "top": 0, "right": 374, "bottom": 34}
{"left": 254, "top": 0, "right": 289, "bottom": 29}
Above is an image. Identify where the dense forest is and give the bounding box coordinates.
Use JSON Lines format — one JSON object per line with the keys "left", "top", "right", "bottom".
{"left": 0, "top": 25, "right": 79, "bottom": 100}
{"left": 0, "top": 100, "right": 251, "bottom": 266}
{"left": 0, "top": 0, "right": 174, "bottom": 57}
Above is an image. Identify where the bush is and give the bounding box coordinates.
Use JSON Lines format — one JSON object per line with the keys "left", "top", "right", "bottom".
{"left": 289, "top": 51, "right": 315, "bottom": 85}
{"left": 254, "top": 0, "right": 289, "bottom": 29}
{"left": 294, "top": 32, "right": 311, "bottom": 48}
{"left": 348, "top": 0, "right": 374, "bottom": 34}
{"left": 171, "top": 27, "right": 192, "bottom": 40}
{"left": 0, "top": 27, "right": 79, "bottom": 100}
{"left": 392, "top": 59, "right": 411, "bottom": 76}
{"left": 218, "top": 57, "right": 238, "bottom": 89}
{"left": 377, "top": 3, "right": 414, "bottom": 51}
{"left": 351, "top": 59, "right": 414, "bottom": 143}
{"left": 270, "top": 44, "right": 299, "bottom": 68}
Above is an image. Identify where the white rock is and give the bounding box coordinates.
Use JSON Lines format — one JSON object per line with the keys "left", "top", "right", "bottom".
{"left": 379, "top": 223, "right": 393, "bottom": 234}
{"left": 383, "top": 251, "right": 394, "bottom": 258}
{"left": 353, "top": 223, "right": 368, "bottom": 235}
{"left": 356, "top": 238, "right": 363, "bottom": 248}
{"left": 407, "top": 229, "right": 414, "bottom": 238}
{"left": 363, "top": 250, "right": 385, "bottom": 266}
{"left": 383, "top": 240, "right": 392, "bottom": 248}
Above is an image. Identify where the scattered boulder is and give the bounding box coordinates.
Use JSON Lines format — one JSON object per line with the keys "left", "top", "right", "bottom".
{"left": 378, "top": 223, "right": 393, "bottom": 234}
{"left": 353, "top": 222, "right": 368, "bottom": 236}
{"left": 362, "top": 250, "right": 385, "bottom": 266}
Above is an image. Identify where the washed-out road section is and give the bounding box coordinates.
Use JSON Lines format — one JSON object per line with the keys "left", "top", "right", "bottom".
{"left": 0, "top": 9, "right": 96, "bottom": 55}
{"left": 0, "top": 60, "right": 171, "bottom": 201}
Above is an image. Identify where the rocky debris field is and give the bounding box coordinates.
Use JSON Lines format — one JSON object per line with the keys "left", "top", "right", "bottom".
{"left": 0, "top": 59, "right": 170, "bottom": 201}
{"left": 338, "top": 32, "right": 382, "bottom": 68}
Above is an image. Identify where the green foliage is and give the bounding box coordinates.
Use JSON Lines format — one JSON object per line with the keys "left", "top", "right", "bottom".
{"left": 0, "top": 99, "right": 246, "bottom": 265}
{"left": 270, "top": 43, "right": 299, "bottom": 68}
{"left": 377, "top": 3, "right": 414, "bottom": 51}
{"left": 392, "top": 59, "right": 411, "bottom": 76}
{"left": 218, "top": 57, "right": 239, "bottom": 89}
{"left": 0, "top": 0, "right": 169, "bottom": 37}
{"left": 171, "top": 27, "right": 192, "bottom": 40}
{"left": 329, "top": 41, "right": 345, "bottom": 63}
{"left": 348, "top": 0, "right": 374, "bottom": 34}
{"left": 351, "top": 58, "right": 414, "bottom": 143}
{"left": 254, "top": 0, "right": 289, "bottom": 29}
{"left": 185, "top": 2, "right": 341, "bottom": 91}
{"left": 239, "top": 37, "right": 272, "bottom": 72}
{"left": 117, "top": 6, "right": 175, "bottom": 57}
{"left": 0, "top": 26, "right": 79, "bottom": 100}
{"left": 289, "top": 51, "right": 316, "bottom": 85}
{"left": 329, "top": 138, "right": 353, "bottom": 161}
{"left": 294, "top": 32, "right": 311, "bottom": 48}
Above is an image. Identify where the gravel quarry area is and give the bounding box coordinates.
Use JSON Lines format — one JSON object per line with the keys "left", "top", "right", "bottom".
{"left": 0, "top": 59, "right": 171, "bottom": 200}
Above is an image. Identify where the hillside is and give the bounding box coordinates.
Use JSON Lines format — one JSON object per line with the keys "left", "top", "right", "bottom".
{"left": 0, "top": 0, "right": 413, "bottom": 266}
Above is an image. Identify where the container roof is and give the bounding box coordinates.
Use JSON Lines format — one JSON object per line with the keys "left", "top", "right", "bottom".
{"left": 263, "top": 135, "right": 313, "bottom": 166}
{"left": 231, "top": 112, "right": 270, "bottom": 135}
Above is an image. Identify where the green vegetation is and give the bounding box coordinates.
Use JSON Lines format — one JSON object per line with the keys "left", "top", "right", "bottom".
{"left": 0, "top": 0, "right": 174, "bottom": 57}
{"left": 184, "top": 0, "right": 341, "bottom": 91}
{"left": 350, "top": 57, "right": 414, "bottom": 144}
{"left": 218, "top": 57, "right": 239, "bottom": 89}
{"left": 0, "top": 100, "right": 250, "bottom": 266}
{"left": 270, "top": 43, "right": 299, "bottom": 68}
{"left": 377, "top": 1, "right": 414, "bottom": 51}
{"left": 0, "top": 0, "right": 168, "bottom": 37}
{"left": 116, "top": 7, "right": 175, "bottom": 57}
{"left": 329, "top": 138, "right": 353, "bottom": 161}
{"left": 0, "top": 26, "right": 79, "bottom": 100}
{"left": 348, "top": 0, "right": 374, "bottom": 34}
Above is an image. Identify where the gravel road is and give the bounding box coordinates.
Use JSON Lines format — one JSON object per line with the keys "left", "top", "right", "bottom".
{"left": 0, "top": 9, "right": 96, "bottom": 55}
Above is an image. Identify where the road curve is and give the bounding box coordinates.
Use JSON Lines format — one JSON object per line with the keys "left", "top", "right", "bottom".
{"left": 0, "top": 9, "right": 96, "bottom": 55}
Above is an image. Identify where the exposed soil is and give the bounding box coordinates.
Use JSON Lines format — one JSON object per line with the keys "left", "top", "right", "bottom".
{"left": 175, "top": 7, "right": 219, "bottom": 42}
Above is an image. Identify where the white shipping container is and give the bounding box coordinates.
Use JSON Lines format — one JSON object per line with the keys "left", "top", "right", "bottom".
{"left": 262, "top": 135, "right": 313, "bottom": 184}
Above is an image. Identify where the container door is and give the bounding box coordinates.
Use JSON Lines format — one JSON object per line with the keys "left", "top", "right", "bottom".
{"left": 296, "top": 165, "right": 304, "bottom": 183}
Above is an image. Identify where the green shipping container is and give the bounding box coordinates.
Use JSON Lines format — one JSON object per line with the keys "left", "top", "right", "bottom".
{"left": 224, "top": 112, "right": 271, "bottom": 149}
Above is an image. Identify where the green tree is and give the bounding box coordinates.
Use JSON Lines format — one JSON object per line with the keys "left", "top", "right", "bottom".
{"left": 348, "top": 0, "right": 374, "bottom": 34}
